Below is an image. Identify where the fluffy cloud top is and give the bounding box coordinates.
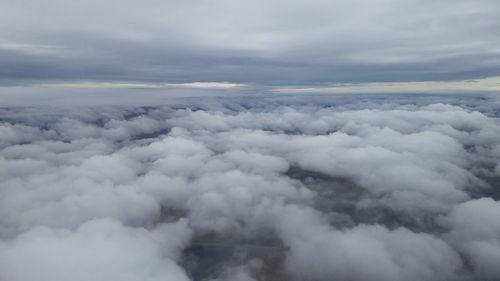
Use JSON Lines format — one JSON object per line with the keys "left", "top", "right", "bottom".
{"left": 0, "top": 94, "right": 499, "bottom": 280}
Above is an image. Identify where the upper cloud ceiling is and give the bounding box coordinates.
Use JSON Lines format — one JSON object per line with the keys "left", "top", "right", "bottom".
{"left": 1, "top": 0, "right": 500, "bottom": 87}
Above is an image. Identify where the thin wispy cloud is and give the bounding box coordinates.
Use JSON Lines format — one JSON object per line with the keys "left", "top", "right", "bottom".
{"left": 272, "top": 76, "right": 500, "bottom": 94}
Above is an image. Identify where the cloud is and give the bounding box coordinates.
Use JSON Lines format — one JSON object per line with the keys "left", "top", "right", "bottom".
{"left": 39, "top": 81, "right": 246, "bottom": 90}
{"left": 440, "top": 198, "right": 500, "bottom": 280}
{"left": 273, "top": 204, "right": 462, "bottom": 281}
{"left": 272, "top": 76, "right": 500, "bottom": 94}
{"left": 0, "top": 219, "right": 192, "bottom": 281}
{"left": 0, "top": 94, "right": 499, "bottom": 280}
{"left": 1, "top": 0, "right": 500, "bottom": 86}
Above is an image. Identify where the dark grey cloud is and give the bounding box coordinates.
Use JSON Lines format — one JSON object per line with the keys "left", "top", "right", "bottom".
{"left": 1, "top": 0, "right": 500, "bottom": 86}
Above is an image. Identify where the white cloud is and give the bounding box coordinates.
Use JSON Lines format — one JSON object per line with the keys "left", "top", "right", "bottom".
{"left": 0, "top": 219, "right": 192, "bottom": 281}
{"left": 1, "top": 94, "right": 499, "bottom": 280}
{"left": 441, "top": 198, "right": 500, "bottom": 280}
{"left": 40, "top": 81, "right": 246, "bottom": 90}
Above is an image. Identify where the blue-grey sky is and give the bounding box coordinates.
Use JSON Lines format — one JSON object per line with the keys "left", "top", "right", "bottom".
{"left": 1, "top": 0, "right": 500, "bottom": 91}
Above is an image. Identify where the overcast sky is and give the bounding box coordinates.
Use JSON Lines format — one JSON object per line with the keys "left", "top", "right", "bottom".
{"left": 1, "top": 0, "right": 500, "bottom": 92}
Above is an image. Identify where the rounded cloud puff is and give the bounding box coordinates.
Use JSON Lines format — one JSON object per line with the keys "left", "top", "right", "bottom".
{"left": 0, "top": 94, "right": 499, "bottom": 280}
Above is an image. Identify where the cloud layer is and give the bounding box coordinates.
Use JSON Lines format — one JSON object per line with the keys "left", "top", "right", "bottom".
{"left": 0, "top": 94, "right": 499, "bottom": 280}
{"left": 1, "top": 0, "right": 500, "bottom": 87}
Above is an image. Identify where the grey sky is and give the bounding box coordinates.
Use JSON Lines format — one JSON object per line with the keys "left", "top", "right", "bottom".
{"left": 1, "top": 0, "right": 500, "bottom": 89}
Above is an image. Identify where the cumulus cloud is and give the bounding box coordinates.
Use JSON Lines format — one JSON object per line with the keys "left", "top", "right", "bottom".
{"left": 441, "top": 198, "right": 500, "bottom": 280}
{"left": 0, "top": 94, "right": 499, "bottom": 280}
{"left": 273, "top": 205, "right": 462, "bottom": 281}
{"left": 0, "top": 219, "right": 192, "bottom": 281}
